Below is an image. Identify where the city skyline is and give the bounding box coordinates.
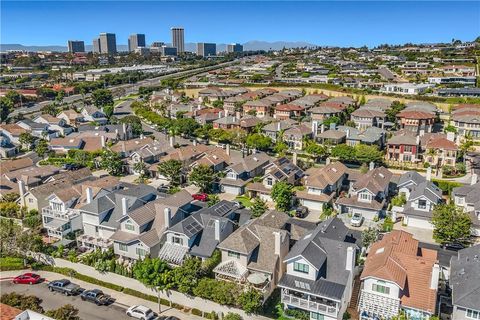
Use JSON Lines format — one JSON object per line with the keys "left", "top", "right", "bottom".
{"left": 1, "top": 1, "right": 479, "bottom": 47}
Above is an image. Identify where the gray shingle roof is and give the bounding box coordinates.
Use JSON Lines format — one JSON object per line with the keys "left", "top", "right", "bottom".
{"left": 450, "top": 245, "right": 480, "bottom": 310}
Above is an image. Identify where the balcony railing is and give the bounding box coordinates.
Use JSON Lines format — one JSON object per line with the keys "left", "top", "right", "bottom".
{"left": 42, "top": 207, "right": 79, "bottom": 220}
{"left": 77, "top": 234, "right": 113, "bottom": 248}
{"left": 281, "top": 292, "right": 338, "bottom": 318}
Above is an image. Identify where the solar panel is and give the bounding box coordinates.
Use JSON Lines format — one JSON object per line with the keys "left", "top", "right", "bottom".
{"left": 214, "top": 204, "right": 231, "bottom": 216}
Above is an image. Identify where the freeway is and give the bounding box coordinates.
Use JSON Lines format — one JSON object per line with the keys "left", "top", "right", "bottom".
{"left": 9, "top": 59, "right": 239, "bottom": 118}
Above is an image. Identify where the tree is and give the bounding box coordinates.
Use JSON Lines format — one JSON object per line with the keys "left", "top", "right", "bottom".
{"left": 45, "top": 304, "right": 80, "bottom": 320}
{"left": 157, "top": 159, "right": 183, "bottom": 186}
{"left": 100, "top": 149, "right": 123, "bottom": 176}
{"left": 92, "top": 89, "right": 114, "bottom": 109}
{"left": 173, "top": 118, "right": 200, "bottom": 137}
{"left": 271, "top": 181, "right": 294, "bottom": 212}
{"left": 361, "top": 227, "right": 379, "bottom": 248}
{"left": 304, "top": 140, "right": 327, "bottom": 159}
{"left": 237, "top": 289, "right": 263, "bottom": 314}
{"left": 323, "top": 116, "right": 341, "bottom": 128}
{"left": 171, "top": 258, "right": 202, "bottom": 295}
{"left": 119, "top": 115, "right": 143, "bottom": 136}
{"left": 133, "top": 161, "right": 148, "bottom": 180}
{"left": 207, "top": 194, "right": 220, "bottom": 207}
{"left": 41, "top": 104, "right": 60, "bottom": 116}
{"left": 35, "top": 139, "right": 49, "bottom": 158}
{"left": 331, "top": 144, "right": 355, "bottom": 162}
{"left": 246, "top": 133, "right": 272, "bottom": 151}
{"left": 274, "top": 141, "right": 288, "bottom": 156}
{"left": 0, "top": 97, "right": 13, "bottom": 122}
{"left": 354, "top": 144, "right": 383, "bottom": 164}
{"left": 212, "top": 100, "right": 224, "bottom": 108}
{"left": 189, "top": 165, "right": 215, "bottom": 193}
{"left": 0, "top": 292, "right": 44, "bottom": 313}
{"left": 133, "top": 257, "right": 171, "bottom": 288}
{"left": 431, "top": 203, "right": 472, "bottom": 245}
{"left": 19, "top": 132, "right": 35, "bottom": 150}
{"left": 251, "top": 197, "right": 268, "bottom": 218}
{"left": 385, "top": 101, "right": 406, "bottom": 123}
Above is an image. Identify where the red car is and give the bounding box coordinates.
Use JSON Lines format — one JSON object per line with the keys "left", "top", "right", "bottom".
{"left": 13, "top": 273, "right": 42, "bottom": 285}
{"left": 192, "top": 193, "right": 208, "bottom": 202}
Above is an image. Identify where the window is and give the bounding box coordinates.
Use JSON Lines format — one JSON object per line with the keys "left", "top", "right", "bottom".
{"left": 125, "top": 223, "right": 135, "bottom": 231}
{"left": 118, "top": 243, "right": 128, "bottom": 252}
{"left": 228, "top": 251, "right": 240, "bottom": 259}
{"left": 372, "top": 282, "right": 390, "bottom": 295}
{"left": 266, "top": 177, "right": 273, "bottom": 186}
{"left": 467, "top": 309, "right": 480, "bottom": 320}
{"left": 172, "top": 236, "right": 183, "bottom": 246}
{"left": 29, "top": 198, "right": 34, "bottom": 203}
{"left": 359, "top": 192, "right": 371, "bottom": 201}
{"left": 293, "top": 262, "right": 309, "bottom": 274}
{"left": 418, "top": 199, "right": 427, "bottom": 210}
{"left": 136, "top": 248, "right": 147, "bottom": 257}
{"left": 311, "top": 313, "right": 325, "bottom": 320}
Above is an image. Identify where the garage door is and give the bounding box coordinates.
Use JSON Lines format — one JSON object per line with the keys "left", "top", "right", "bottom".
{"left": 222, "top": 185, "right": 242, "bottom": 195}
{"left": 406, "top": 216, "right": 434, "bottom": 230}
{"left": 301, "top": 199, "right": 323, "bottom": 211}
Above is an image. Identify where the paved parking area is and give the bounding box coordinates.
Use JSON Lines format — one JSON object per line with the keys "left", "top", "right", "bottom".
{"left": 393, "top": 223, "right": 435, "bottom": 244}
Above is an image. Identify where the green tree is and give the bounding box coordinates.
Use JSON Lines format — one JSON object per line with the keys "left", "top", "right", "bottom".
{"left": 323, "top": 116, "right": 341, "bottom": 128}
{"left": 304, "top": 140, "right": 327, "bottom": 159}
{"left": 246, "top": 133, "right": 272, "bottom": 151}
{"left": 0, "top": 292, "right": 44, "bottom": 313}
{"left": 212, "top": 100, "right": 224, "bottom": 108}
{"left": 189, "top": 165, "right": 215, "bottom": 193}
{"left": 271, "top": 181, "right": 294, "bottom": 212}
{"left": 274, "top": 141, "right": 288, "bottom": 156}
{"left": 92, "top": 89, "right": 114, "bottom": 109}
{"left": 119, "top": 115, "right": 143, "bottom": 136}
{"left": 157, "top": 159, "right": 183, "bottom": 186}
{"left": 331, "top": 144, "right": 355, "bottom": 162}
{"left": 45, "top": 304, "right": 80, "bottom": 320}
{"left": 237, "top": 289, "right": 263, "bottom": 314}
{"left": 35, "top": 139, "right": 49, "bottom": 158}
{"left": 0, "top": 97, "right": 14, "bottom": 122}
{"left": 354, "top": 144, "right": 383, "bottom": 164}
{"left": 171, "top": 258, "right": 202, "bottom": 295}
{"left": 385, "top": 101, "right": 406, "bottom": 123}
{"left": 100, "top": 149, "right": 123, "bottom": 176}
{"left": 19, "top": 132, "right": 35, "bottom": 150}
{"left": 431, "top": 203, "right": 472, "bottom": 245}
{"left": 251, "top": 197, "right": 268, "bottom": 218}
{"left": 133, "top": 161, "right": 149, "bottom": 180}
{"left": 133, "top": 257, "right": 171, "bottom": 287}
{"left": 173, "top": 118, "right": 200, "bottom": 137}
{"left": 41, "top": 104, "right": 60, "bottom": 116}
{"left": 5, "top": 90, "right": 21, "bottom": 105}
{"left": 207, "top": 194, "right": 220, "bottom": 207}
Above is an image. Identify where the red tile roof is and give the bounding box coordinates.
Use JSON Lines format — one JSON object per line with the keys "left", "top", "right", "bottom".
{"left": 397, "top": 110, "right": 435, "bottom": 120}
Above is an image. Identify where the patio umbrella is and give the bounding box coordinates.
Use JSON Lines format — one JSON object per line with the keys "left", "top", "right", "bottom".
{"left": 247, "top": 273, "right": 268, "bottom": 285}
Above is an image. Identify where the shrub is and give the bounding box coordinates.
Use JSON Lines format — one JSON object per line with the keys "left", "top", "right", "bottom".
{"left": 192, "top": 308, "right": 203, "bottom": 317}
{"left": 1, "top": 292, "right": 44, "bottom": 313}
{"left": 122, "top": 288, "right": 157, "bottom": 303}
{"left": 224, "top": 313, "right": 243, "bottom": 320}
{"left": 0, "top": 257, "right": 24, "bottom": 271}
{"left": 237, "top": 289, "right": 263, "bottom": 314}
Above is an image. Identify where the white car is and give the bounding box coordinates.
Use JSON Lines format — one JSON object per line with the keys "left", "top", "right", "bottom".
{"left": 350, "top": 213, "right": 363, "bottom": 227}
{"left": 126, "top": 305, "right": 156, "bottom": 320}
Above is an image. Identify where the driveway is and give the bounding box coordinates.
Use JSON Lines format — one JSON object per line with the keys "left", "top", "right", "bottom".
{"left": 393, "top": 223, "right": 436, "bottom": 244}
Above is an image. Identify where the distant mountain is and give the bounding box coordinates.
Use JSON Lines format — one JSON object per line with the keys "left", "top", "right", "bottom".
{"left": 1, "top": 40, "right": 316, "bottom": 53}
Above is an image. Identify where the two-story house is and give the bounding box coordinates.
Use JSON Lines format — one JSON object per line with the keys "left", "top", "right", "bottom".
{"left": 449, "top": 245, "right": 480, "bottom": 320}
{"left": 283, "top": 124, "right": 313, "bottom": 151}
{"left": 158, "top": 200, "right": 241, "bottom": 265}
{"left": 386, "top": 132, "right": 420, "bottom": 163}
{"left": 80, "top": 106, "right": 108, "bottom": 124}
{"left": 247, "top": 157, "right": 305, "bottom": 202}
{"left": 351, "top": 108, "right": 387, "bottom": 130}
{"left": 262, "top": 119, "right": 297, "bottom": 143}
{"left": 279, "top": 217, "right": 359, "bottom": 320}
{"left": 214, "top": 210, "right": 291, "bottom": 300}
{"left": 33, "top": 114, "right": 74, "bottom": 136}
{"left": 396, "top": 110, "right": 436, "bottom": 135}
{"left": 219, "top": 152, "right": 272, "bottom": 195}
{"left": 274, "top": 104, "right": 305, "bottom": 120}
{"left": 422, "top": 133, "right": 459, "bottom": 167}
{"left": 111, "top": 190, "right": 194, "bottom": 260}
{"left": 296, "top": 161, "right": 347, "bottom": 212}
{"left": 452, "top": 181, "right": 480, "bottom": 236}
{"left": 359, "top": 230, "right": 439, "bottom": 320}
{"left": 336, "top": 166, "right": 392, "bottom": 221}
{"left": 451, "top": 105, "right": 480, "bottom": 140}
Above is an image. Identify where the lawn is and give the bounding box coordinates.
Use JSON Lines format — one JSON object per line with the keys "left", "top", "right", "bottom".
{"left": 0, "top": 257, "right": 25, "bottom": 271}
{"left": 235, "top": 195, "right": 253, "bottom": 208}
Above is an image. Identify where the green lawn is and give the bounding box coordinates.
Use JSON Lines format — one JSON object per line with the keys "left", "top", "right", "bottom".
{"left": 235, "top": 195, "right": 253, "bottom": 208}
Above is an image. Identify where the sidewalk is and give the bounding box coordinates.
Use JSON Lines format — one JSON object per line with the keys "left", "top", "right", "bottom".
{"left": 0, "top": 270, "right": 201, "bottom": 320}
{"left": 48, "top": 258, "right": 270, "bottom": 320}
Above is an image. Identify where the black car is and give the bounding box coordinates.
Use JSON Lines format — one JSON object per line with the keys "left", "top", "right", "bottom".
{"left": 443, "top": 243, "right": 465, "bottom": 251}
{"left": 80, "top": 289, "right": 112, "bottom": 305}
{"left": 48, "top": 279, "right": 84, "bottom": 296}
{"left": 295, "top": 206, "right": 309, "bottom": 218}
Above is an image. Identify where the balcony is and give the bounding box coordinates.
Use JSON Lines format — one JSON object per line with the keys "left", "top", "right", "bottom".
{"left": 281, "top": 291, "right": 338, "bottom": 318}
{"left": 42, "top": 207, "right": 79, "bottom": 221}
{"left": 77, "top": 234, "right": 113, "bottom": 249}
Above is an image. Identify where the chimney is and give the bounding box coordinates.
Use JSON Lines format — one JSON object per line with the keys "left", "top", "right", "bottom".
{"left": 193, "top": 139, "right": 197, "bottom": 146}
{"left": 277, "top": 122, "right": 281, "bottom": 131}
{"left": 122, "top": 142, "right": 126, "bottom": 154}
{"left": 18, "top": 180, "right": 26, "bottom": 207}
{"left": 426, "top": 166, "right": 432, "bottom": 181}
{"left": 471, "top": 173, "right": 478, "bottom": 185}
{"left": 122, "top": 123, "right": 127, "bottom": 139}
{"left": 226, "top": 144, "right": 231, "bottom": 156}
{"left": 430, "top": 264, "right": 440, "bottom": 290}
{"left": 218, "top": 111, "right": 223, "bottom": 119}
{"left": 326, "top": 157, "right": 331, "bottom": 165}
{"left": 416, "top": 135, "right": 420, "bottom": 145}
{"left": 293, "top": 152, "right": 298, "bottom": 166}
{"left": 447, "top": 132, "right": 455, "bottom": 142}
{"left": 86, "top": 187, "right": 93, "bottom": 204}
{"left": 169, "top": 136, "right": 175, "bottom": 147}
{"left": 320, "top": 123, "right": 325, "bottom": 133}
{"left": 101, "top": 135, "right": 106, "bottom": 148}
{"left": 346, "top": 129, "right": 350, "bottom": 138}
{"left": 419, "top": 129, "right": 425, "bottom": 137}
{"left": 311, "top": 121, "right": 318, "bottom": 136}
{"left": 140, "top": 134, "right": 145, "bottom": 140}
{"left": 273, "top": 231, "right": 282, "bottom": 256}
{"left": 121, "top": 197, "right": 128, "bottom": 216}
{"left": 214, "top": 219, "right": 221, "bottom": 242}
{"left": 369, "top": 161, "right": 375, "bottom": 171}
{"left": 115, "top": 128, "right": 119, "bottom": 137}
{"left": 164, "top": 207, "right": 171, "bottom": 228}
{"left": 346, "top": 246, "right": 354, "bottom": 271}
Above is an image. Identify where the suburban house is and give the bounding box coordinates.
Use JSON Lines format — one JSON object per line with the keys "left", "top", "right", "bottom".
{"left": 296, "top": 161, "right": 347, "bottom": 212}
{"left": 336, "top": 166, "right": 392, "bottom": 221}
{"left": 422, "top": 133, "right": 458, "bottom": 167}
{"left": 351, "top": 108, "right": 387, "bottom": 130}
{"left": 247, "top": 157, "right": 304, "bottom": 202}
{"left": 279, "top": 217, "right": 359, "bottom": 320}
{"left": 449, "top": 245, "right": 480, "bottom": 320}
{"left": 452, "top": 181, "right": 480, "bottom": 236}
{"left": 359, "top": 230, "right": 439, "bottom": 320}
{"left": 262, "top": 120, "right": 296, "bottom": 142}
{"left": 397, "top": 171, "right": 443, "bottom": 230}
{"left": 283, "top": 124, "right": 313, "bottom": 150}
{"left": 57, "top": 110, "right": 82, "bottom": 126}
{"left": 451, "top": 105, "right": 480, "bottom": 140}
{"left": 80, "top": 106, "right": 108, "bottom": 124}
{"left": 77, "top": 185, "right": 159, "bottom": 250}
{"left": 243, "top": 99, "right": 275, "bottom": 118}
{"left": 110, "top": 137, "right": 156, "bottom": 158}
{"left": 212, "top": 116, "right": 240, "bottom": 130}
{"left": 396, "top": 110, "right": 436, "bottom": 134}
{"left": 16, "top": 119, "right": 51, "bottom": 140}
{"left": 49, "top": 137, "right": 85, "bottom": 153}
{"left": 214, "top": 210, "right": 291, "bottom": 300}
{"left": 0, "top": 124, "right": 30, "bottom": 145}
{"left": 158, "top": 200, "right": 242, "bottom": 265}
{"left": 111, "top": 190, "right": 194, "bottom": 260}
{"left": 386, "top": 132, "right": 420, "bottom": 163}
{"left": 33, "top": 114, "right": 74, "bottom": 136}
{"left": 337, "top": 126, "right": 385, "bottom": 147}
{"left": 219, "top": 152, "right": 272, "bottom": 195}
{"left": 274, "top": 104, "right": 304, "bottom": 120}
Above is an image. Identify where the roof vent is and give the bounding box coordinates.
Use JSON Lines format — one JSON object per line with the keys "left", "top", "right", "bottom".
{"left": 375, "top": 247, "right": 385, "bottom": 254}
{"left": 253, "top": 157, "right": 258, "bottom": 162}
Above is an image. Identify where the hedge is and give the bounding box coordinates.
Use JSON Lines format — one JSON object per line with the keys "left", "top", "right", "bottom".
{"left": 192, "top": 308, "right": 203, "bottom": 317}
{"left": 0, "top": 257, "right": 25, "bottom": 271}
{"left": 432, "top": 179, "right": 463, "bottom": 195}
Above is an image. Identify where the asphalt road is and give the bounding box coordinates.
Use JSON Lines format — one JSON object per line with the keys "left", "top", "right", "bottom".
{"left": 1, "top": 280, "right": 133, "bottom": 320}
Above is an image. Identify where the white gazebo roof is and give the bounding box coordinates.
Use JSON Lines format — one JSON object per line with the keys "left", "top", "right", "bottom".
{"left": 213, "top": 259, "right": 248, "bottom": 280}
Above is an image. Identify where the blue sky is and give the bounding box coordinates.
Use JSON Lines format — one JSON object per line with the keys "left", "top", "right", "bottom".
{"left": 1, "top": 1, "right": 479, "bottom": 47}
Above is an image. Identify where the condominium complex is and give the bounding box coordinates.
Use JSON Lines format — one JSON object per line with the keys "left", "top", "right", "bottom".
{"left": 171, "top": 27, "right": 184, "bottom": 54}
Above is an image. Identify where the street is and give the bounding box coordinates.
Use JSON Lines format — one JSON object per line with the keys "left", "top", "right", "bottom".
{"left": 1, "top": 280, "right": 132, "bottom": 320}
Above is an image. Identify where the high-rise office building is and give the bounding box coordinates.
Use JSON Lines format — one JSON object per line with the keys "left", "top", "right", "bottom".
{"left": 128, "top": 34, "right": 146, "bottom": 52}
{"left": 160, "top": 46, "right": 177, "bottom": 56}
{"left": 68, "top": 40, "right": 85, "bottom": 53}
{"left": 92, "top": 38, "right": 101, "bottom": 53}
{"left": 171, "top": 27, "right": 184, "bottom": 54}
{"left": 151, "top": 42, "right": 165, "bottom": 48}
{"left": 227, "top": 43, "right": 243, "bottom": 53}
{"left": 197, "top": 43, "right": 216, "bottom": 57}
{"left": 99, "top": 33, "right": 117, "bottom": 54}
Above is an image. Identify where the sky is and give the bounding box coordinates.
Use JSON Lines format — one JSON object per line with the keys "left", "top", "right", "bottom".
{"left": 1, "top": 1, "right": 479, "bottom": 47}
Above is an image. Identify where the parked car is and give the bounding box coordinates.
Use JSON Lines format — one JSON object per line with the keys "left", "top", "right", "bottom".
{"left": 80, "top": 289, "right": 112, "bottom": 305}
{"left": 350, "top": 212, "right": 363, "bottom": 227}
{"left": 295, "top": 206, "right": 309, "bottom": 218}
{"left": 126, "top": 305, "right": 156, "bottom": 320}
{"left": 12, "top": 273, "right": 42, "bottom": 285}
{"left": 48, "top": 279, "right": 84, "bottom": 296}
{"left": 192, "top": 193, "right": 208, "bottom": 202}
{"left": 443, "top": 242, "right": 465, "bottom": 251}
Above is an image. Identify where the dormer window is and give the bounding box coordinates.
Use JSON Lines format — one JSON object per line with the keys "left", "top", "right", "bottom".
{"left": 418, "top": 199, "right": 427, "bottom": 210}
{"left": 293, "top": 262, "right": 309, "bottom": 274}
{"left": 266, "top": 177, "right": 273, "bottom": 186}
